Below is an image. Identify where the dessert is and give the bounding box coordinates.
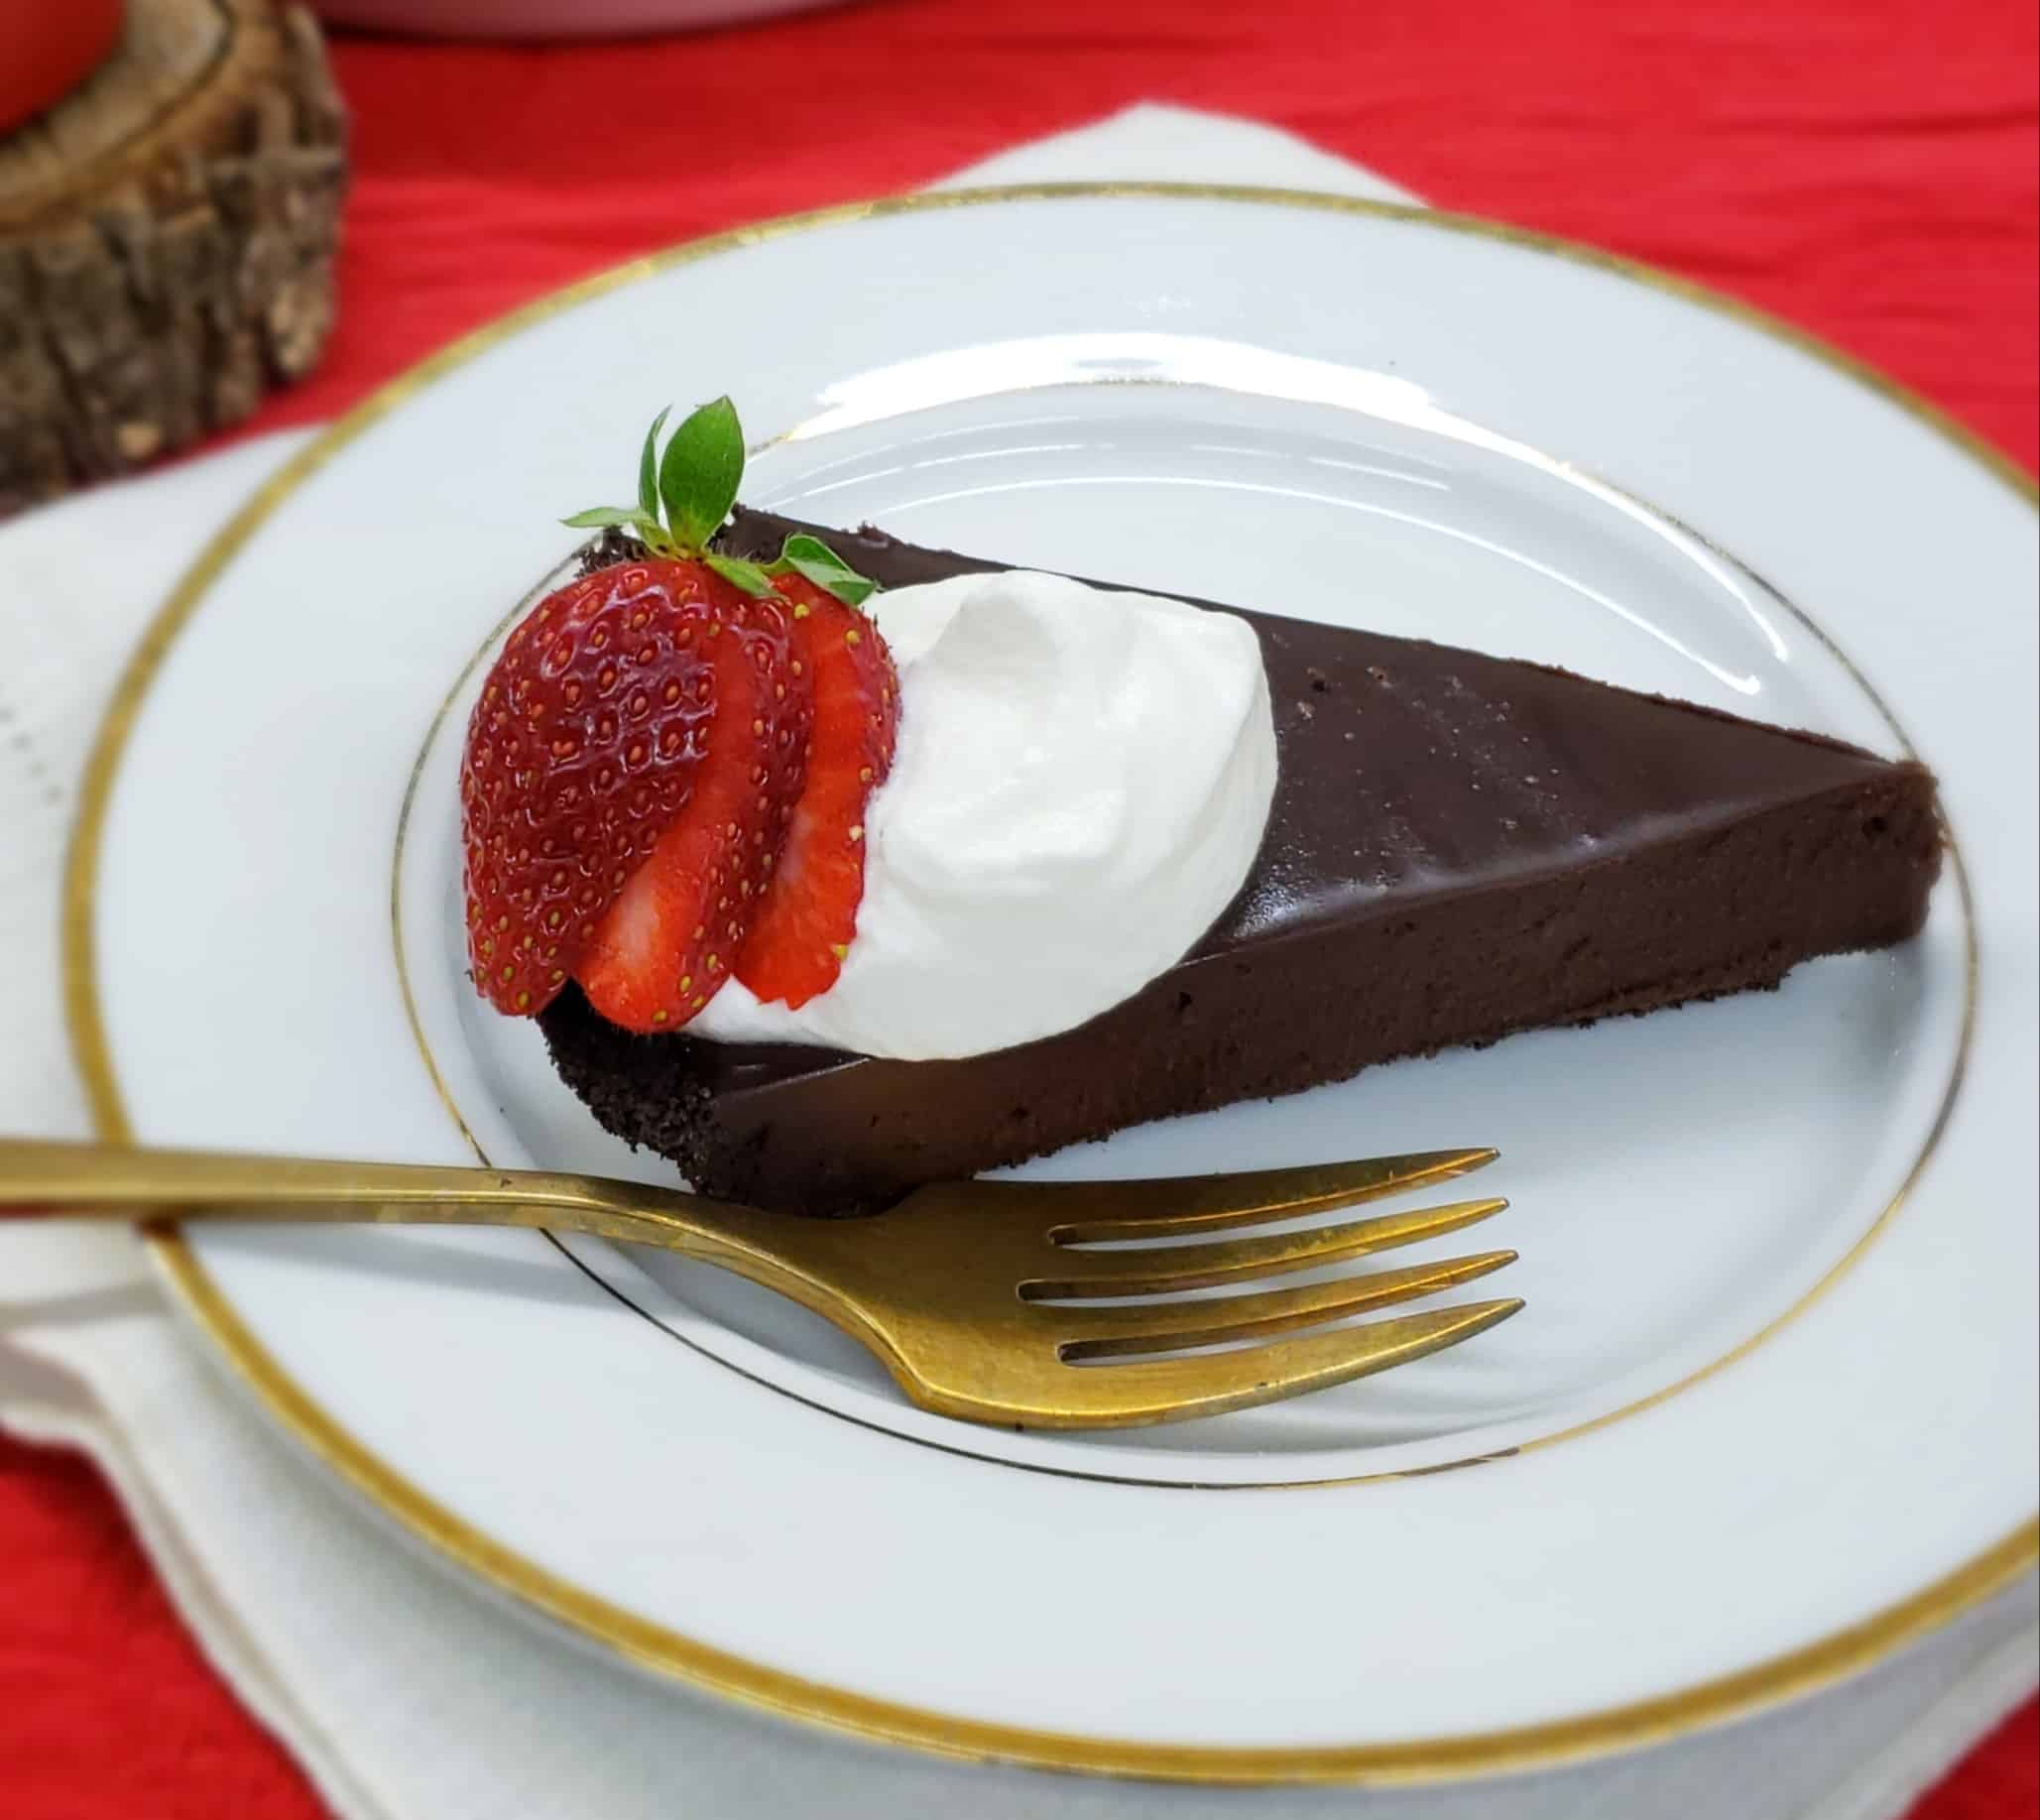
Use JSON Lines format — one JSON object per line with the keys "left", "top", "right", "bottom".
{"left": 463, "top": 401, "right": 1944, "bottom": 1215}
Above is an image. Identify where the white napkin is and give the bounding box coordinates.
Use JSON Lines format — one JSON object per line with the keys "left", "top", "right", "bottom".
{"left": 1, "top": 104, "right": 2031, "bottom": 1820}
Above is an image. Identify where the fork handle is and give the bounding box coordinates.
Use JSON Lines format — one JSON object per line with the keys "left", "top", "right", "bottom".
{"left": 2, "top": 1138, "right": 654, "bottom": 1220}
{"left": 0, "top": 1138, "right": 908, "bottom": 1374}
{"left": 0, "top": 1138, "right": 812, "bottom": 1275}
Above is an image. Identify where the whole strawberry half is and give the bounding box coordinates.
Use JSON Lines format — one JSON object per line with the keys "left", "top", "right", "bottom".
{"left": 736, "top": 559, "right": 900, "bottom": 1008}
{"left": 460, "top": 556, "right": 792, "bottom": 1018}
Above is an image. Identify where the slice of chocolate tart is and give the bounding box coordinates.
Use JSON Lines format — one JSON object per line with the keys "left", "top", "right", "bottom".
{"left": 538, "top": 508, "right": 1942, "bottom": 1215}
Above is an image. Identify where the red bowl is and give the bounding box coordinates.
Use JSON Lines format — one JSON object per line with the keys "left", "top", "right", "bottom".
{"left": 0, "top": 0, "right": 124, "bottom": 140}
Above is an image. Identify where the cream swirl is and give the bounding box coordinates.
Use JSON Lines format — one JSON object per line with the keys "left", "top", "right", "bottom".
{"left": 691, "top": 568, "right": 1276, "bottom": 1059}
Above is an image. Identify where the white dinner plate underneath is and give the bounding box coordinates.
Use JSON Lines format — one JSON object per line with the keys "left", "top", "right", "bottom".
{"left": 68, "top": 186, "right": 2037, "bottom": 1781}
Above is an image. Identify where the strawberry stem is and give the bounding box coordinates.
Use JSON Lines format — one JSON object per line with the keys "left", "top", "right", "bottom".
{"left": 562, "top": 401, "right": 878, "bottom": 607}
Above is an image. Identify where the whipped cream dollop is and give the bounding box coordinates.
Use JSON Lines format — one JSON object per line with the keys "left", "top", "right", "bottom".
{"left": 692, "top": 568, "right": 1276, "bottom": 1060}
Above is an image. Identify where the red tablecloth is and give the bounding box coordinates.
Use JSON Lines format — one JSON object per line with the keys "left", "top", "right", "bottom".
{"left": 2, "top": 1, "right": 2034, "bottom": 1812}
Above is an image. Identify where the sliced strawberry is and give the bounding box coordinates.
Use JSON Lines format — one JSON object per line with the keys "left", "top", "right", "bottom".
{"left": 575, "top": 588, "right": 811, "bottom": 1031}
{"left": 734, "top": 573, "right": 900, "bottom": 1008}
{"left": 463, "top": 396, "right": 865, "bottom": 1029}
{"left": 461, "top": 557, "right": 729, "bottom": 1017}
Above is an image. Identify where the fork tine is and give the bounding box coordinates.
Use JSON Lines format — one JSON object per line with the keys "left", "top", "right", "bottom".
{"left": 1055, "top": 1300, "right": 1524, "bottom": 1427}
{"left": 1041, "top": 1148, "right": 1499, "bottom": 1245}
{"left": 1055, "top": 1250, "right": 1517, "bottom": 1359}
{"left": 1020, "top": 1196, "right": 1508, "bottom": 1299}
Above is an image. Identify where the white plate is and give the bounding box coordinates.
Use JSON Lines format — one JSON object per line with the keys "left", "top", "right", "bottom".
{"left": 67, "top": 186, "right": 2038, "bottom": 1781}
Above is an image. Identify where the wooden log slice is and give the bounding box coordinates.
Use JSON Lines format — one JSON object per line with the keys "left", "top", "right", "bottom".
{"left": 0, "top": 0, "right": 349, "bottom": 514}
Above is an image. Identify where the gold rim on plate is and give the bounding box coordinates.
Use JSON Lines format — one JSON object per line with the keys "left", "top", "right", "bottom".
{"left": 60, "top": 183, "right": 2040, "bottom": 1784}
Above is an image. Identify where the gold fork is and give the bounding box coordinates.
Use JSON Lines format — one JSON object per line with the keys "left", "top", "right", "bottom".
{"left": 0, "top": 1140, "right": 1518, "bottom": 1429}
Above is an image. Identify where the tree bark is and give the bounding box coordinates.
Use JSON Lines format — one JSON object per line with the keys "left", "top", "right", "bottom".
{"left": 0, "top": 0, "right": 348, "bottom": 515}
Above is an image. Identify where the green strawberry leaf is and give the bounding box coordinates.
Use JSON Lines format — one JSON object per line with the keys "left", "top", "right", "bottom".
{"left": 659, "top": 396, "right": 745, "bottom": 553}
{"left": 704, "top": 551, "right": 775, "bottom": 597}
{"left": 637, "top": 407, "right": 670, "bottom": 526}
{"left": 562, "top": 505, "right": 654, "bottom": 529}
{"left": 773, "top": 533, "right": 878, "bottom": 608}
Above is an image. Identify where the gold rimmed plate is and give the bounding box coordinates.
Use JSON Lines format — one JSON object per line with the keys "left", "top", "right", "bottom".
{"left": 66, "top": 186, "right": 2038, "bottom": 1782}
